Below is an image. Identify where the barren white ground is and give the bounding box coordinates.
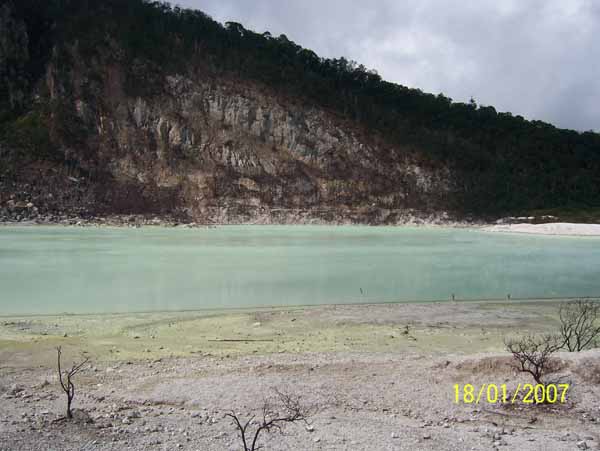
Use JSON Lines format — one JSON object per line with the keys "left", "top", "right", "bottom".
{"left": 1, "top": 301, "right": 599, "bottom": 451}
{"left": 485, "top": 223, "right": 600, "bottom": 236}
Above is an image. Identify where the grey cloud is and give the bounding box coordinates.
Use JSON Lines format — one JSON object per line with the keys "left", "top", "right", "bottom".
{"left": 171, "top": 0, "right": 600, "bottom": 131}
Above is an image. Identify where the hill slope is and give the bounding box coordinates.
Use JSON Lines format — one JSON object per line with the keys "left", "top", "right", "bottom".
{"left": 1, "top": 0, "right": 599, "bottom": 224}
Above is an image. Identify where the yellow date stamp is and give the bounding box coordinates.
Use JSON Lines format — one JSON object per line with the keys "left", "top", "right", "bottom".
{"left": 453, "top": 383, "right": 570, "bottom": 404}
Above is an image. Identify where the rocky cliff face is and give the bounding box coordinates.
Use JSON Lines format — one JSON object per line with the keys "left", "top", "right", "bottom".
{"left": 4, "top": 0, "right": 600, "bottom": 224}
{"left": 1, "top": 3, "right": 453, "bottom": 225}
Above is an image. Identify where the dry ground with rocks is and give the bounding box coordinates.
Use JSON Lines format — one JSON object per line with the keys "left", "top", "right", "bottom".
{"left": 1, "top": 301, "right": 600, "bottom": 451}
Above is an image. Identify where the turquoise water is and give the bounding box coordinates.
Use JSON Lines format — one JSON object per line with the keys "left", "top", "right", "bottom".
{"left": 0, "top": 225, "right": 599, "bottom": 315}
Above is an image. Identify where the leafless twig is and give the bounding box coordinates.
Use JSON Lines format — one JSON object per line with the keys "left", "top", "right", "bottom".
{"left": 226, "top": 389, "right": 313, "bottom": 451}
{"left": 504, "top": 334, "right": 561, "bottom": 384}
{"left": 559, "top": 299, "right": 600, "bottom": 352}
{"left": 56, "top": 346, "right": 89, "bottom": 419}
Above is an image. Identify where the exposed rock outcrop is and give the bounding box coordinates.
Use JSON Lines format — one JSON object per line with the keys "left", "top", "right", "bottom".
{"left": 1, "top": 2, "right": 453, "bottom": 225}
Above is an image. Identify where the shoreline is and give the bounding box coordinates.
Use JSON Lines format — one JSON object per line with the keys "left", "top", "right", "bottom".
{"left": 1, "top": 298, "right": 595, "bottom": 363}
{"left": 0, "top": 299, "right": 570, "bottom": 363}
{"left": 484, "top": 222, "right": 600, "bottom": 236}
{"left": 0, "top": 214, "right": 477, "bottom": 229}
{"left": 1, "top": 295, "right": 596, "bottom": 320}
{"left": 3, "top": 218, "right": 600, "bottom": 237}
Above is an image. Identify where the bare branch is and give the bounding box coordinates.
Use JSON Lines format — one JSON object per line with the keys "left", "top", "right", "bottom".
{"left": 505, "top": 334, "right": 560, "bottom": 384}
{"left": 226, "top": 412, "right": 251, "bottom": 451}
{"left": 559, "top": 299, "right": 600, "bottom": 352}
{"left": 56, "top": 347, "right": 90, "bottom": 419}
{"left": 227, "top": 390, "right": 314, "bottom": 451}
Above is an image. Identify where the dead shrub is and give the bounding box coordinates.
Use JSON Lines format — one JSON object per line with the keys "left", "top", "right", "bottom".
{"left": 504, "top": 334, "right": 561, "bottom": 384}
{"left": 56, "top": 346, "right": 89, "bottom": 419}
{"left": 559, "top": 299, "right": 600, "bottom": 352}
{"left": 226, "top": 389, "right": 314, "bottom": 451}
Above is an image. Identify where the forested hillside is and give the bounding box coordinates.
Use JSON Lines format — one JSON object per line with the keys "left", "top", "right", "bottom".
{"left": 2, "top": 0, "right": 600, "bottom": 223}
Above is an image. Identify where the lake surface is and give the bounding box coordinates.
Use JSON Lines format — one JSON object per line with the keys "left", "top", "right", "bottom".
{"left": 1, "top": 225, "right": 599, "bottom": 315}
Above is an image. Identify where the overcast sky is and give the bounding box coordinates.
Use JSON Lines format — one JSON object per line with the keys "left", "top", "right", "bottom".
{"left": 171, "top": 0, "right": 599, "bottom": 131}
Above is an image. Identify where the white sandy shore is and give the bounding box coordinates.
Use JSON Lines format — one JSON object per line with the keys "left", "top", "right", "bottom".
{"left": 485, "top": 222, "right": 600, "bottom": 236}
